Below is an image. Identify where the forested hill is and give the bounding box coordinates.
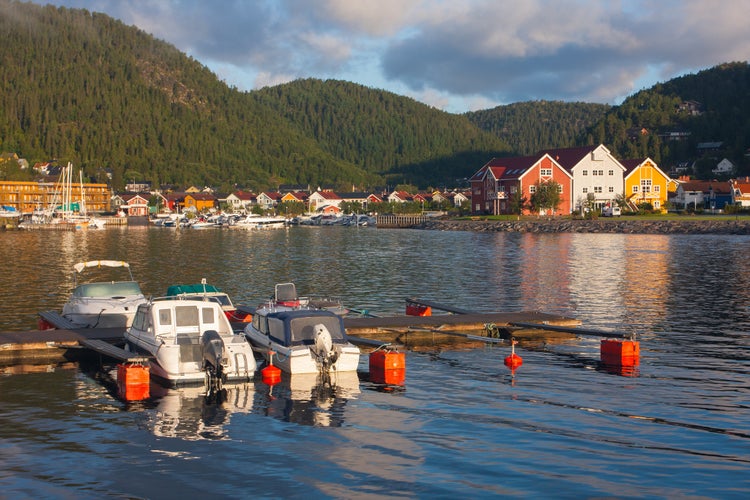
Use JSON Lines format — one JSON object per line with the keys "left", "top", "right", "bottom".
{"left": 250, "top": 79, "right": 508, "bottom": 187}
{"left": 584, "top": 62, "right": 750, "bottom": 175}
{"left": 2, "top": 2, "right": 746, "bottom": 191}
{"left": 0, "top": 1, "right": 507, "bottom": 190}
{"left": 465, "top": 101, "right": 610, "bottom": 155}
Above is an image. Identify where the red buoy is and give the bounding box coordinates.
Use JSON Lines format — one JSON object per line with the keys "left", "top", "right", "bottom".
{"left": 504, "top": 338, "right": 523, "bottom": 369}
{"left": 261, "top": 351, "right": 281, "bottom": 385}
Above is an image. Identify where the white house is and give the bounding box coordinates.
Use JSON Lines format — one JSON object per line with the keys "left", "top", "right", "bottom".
{"left": 539, "top": 144, "right": 625, "bottom": 211}
{"left": 225, "top": 191, "right": 256, "bottom": 212}
{"left": 308, "top": 190, "right": 342, "bottom": 212}
{"left": 712, "top": 158, "right": 735, "bottom": 176}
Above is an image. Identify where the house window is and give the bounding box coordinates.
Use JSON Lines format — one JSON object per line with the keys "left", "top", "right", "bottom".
{"left": 609, "top": 170, "right": 614, "bottom": 175}
{"left": 529, "top": 185, "right": 536, "bottom": 194}
{"left": 594, "top": 186, "right": 603, "bottom": 193}
{"left": 582, "top": 187, "right": 588, "bottom": 193}
{"left": 609, "top": 186, "right": 614, "bottom": 193}
{"left": 632, "top": 186, "right": 639, "bottom": 193}
{"left": 654, "top": 185, "right": 660, "bottom": 193}
{"left": 592, "top": 170, "right": 598, "bottom": 176}
{"left": 510, "top": 186, "right": 517, "bottom": 194}
{"left": 598, "top": 170, "right": 604, "bottom": 175}
{"left": 641, "top": 179, "right": 652, "bottom": 193}
{"left": 582, "top": 170, "right": 588, "bottom": 176}
{"left": 557, "top": 185, "right": 563, "bottom": 193}
{"left": 540, "top": 168, "right": 552, "bottom": 176}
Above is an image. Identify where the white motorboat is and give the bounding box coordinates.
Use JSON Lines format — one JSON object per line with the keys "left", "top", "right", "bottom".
{"left": 124, "top": 298, "right": 256, "bottom": 386}
{"left": 61, "top": 260, "right": 147, "bottom": 328}
{"left": 244, "top": 307, "right": 360, "bottom": 375}
{"left": 234, "top": 214, "right": 287, "bottom": 229}
{"left": 264, "top": 282, "right": 349, "bottom": 316}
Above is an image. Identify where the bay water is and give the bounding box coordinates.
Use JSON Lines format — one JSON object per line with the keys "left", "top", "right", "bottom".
{"left": 0, "top": 226, "right": 748, "bottom": 498}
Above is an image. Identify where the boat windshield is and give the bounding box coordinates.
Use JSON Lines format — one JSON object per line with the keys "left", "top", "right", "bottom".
{"left": 73, "top": 281, "right": 143, "bottom": 298}
{"left": 175, "top": 294, "right": 232, "bottom": 307}
{"left": 287, "top": 316, "right": 346, "bottom": 346}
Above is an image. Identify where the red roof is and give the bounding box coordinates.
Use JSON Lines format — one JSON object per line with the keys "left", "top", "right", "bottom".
{"left": 538, "top": 145, "right": 599, "bottom": 171}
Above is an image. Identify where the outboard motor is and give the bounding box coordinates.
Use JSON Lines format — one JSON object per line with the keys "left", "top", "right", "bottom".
{"left": 202, "top": 330, "right": 225, "bottom": 389}
{"left": 313, "top": 324, "right": 340, "bottom": 371}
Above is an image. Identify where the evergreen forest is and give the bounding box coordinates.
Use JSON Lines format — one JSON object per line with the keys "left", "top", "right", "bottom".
{"left": 1, "top": 1, "right": 749, "bottom": 191}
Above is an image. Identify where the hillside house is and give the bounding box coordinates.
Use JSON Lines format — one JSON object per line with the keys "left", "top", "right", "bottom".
{"left": 338, "top": 192, "right": 373, "bottom": 211}
{"left": 671, "top": 180, "right": 732, "bottom": 211}
{"left": 308, "top": 190, "right": 342, "bottom": 212}
{"left": 730, "top": 178, "right": 750, "bottom": 207}
{"left": 470, "top": 154, "right": 572, "bottom": 215}
{"left": 621, "top": 158, "right": 672, "bottom": 212}
{"left": 119, "top": 193, "right": 149, "bottom": 217}
{"left": 184, "top": 192, "right": 216, "bottom": 213}
{"left": 387, "top": 191, "right": 413, "bottom": 203}
{"left": 539, "top": 144, "right": 625, "bottom": 212}
{"left": 226, "top": 191, "right": 256, "bottom": 212}
{"left": 256, "top": 192, "right": 282, "bottom": 211}
{"left": 712, "top": 158, "right": 735, "bottom": 176}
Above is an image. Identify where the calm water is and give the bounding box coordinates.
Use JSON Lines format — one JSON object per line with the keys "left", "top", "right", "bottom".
{"left": 1, "top": 226, "right": 749, "bottom": 498}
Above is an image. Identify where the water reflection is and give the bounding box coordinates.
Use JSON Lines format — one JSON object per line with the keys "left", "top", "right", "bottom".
{"left": 139, "top": 383, "right": 254, "bottom": 441}
{"left": 259, "top": 371, "right": 361, "bottom": 427}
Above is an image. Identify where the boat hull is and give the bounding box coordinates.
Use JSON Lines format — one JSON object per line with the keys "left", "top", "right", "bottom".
{"left": 246, "top": 330, "right": 360, "bottom": 375}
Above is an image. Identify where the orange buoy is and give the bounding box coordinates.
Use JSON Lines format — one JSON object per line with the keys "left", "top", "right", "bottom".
{"left": 116, "top": 363, "right": 150, "bottom": 401}
{"left": 600, "top": 339, "right": 640, "bottom": 366}
{"left": 369, "top": 349, "right": 406, "bottom": 385}
{"left": 261, "top": 351, "right": 281, "bottom": 385}
{"left": 504, "top": 338, "right": 523, "bottom": 369}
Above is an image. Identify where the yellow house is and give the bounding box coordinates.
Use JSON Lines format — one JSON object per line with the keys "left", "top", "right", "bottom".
{"left": 183, "top": 192, "right": 216, "bottom": 212}
{"left": 622, "top": 158, "right": 672, "bottom": 212}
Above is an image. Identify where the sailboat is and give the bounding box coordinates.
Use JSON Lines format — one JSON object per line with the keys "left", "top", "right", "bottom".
{"left": 23, "top": 163, "right": 103, "bottom": 230}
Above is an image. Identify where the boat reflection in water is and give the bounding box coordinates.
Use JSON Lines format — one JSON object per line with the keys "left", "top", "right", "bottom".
{"left": 143, "top": 383, "right": 254, "bottom": 441}
{"left": 261, "top": 370, "right": 361, "bottom": 427}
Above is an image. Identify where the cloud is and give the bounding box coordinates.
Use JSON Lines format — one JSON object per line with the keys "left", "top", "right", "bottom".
{"left": 31, "top": 0, "right": 750, "bottom": 111}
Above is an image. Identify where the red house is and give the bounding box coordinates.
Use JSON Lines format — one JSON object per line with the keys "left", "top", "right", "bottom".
{"left": 470, "top": 154, "right": 572, "bottom": 215}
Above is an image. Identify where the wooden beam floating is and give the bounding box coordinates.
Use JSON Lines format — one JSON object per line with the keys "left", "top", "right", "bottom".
{"left": 509, "top": 321, "right": 632, "bottom": 339}
{"left": 404, "top": 298, "right": 474, "bottom": 315}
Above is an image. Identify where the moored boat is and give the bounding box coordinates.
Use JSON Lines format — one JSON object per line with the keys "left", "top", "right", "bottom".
{"left": 165, "top": 279, "right": 252, "bottom": 323}
{"left": 244, "top": 307, "right": 360, "bottom": 375}
{"left": 234, "top": 214, "right": 287, "bottom": 229}
{"left": 124, "top": 297, "right": 256, "bottom": 386}
{"left": 61, "top": 260, "right": 147, "bottom": 328}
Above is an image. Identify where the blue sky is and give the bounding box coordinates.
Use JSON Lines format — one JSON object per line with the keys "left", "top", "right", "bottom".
{"left": 31, "top": 0, "right": 750, "bottom": 113}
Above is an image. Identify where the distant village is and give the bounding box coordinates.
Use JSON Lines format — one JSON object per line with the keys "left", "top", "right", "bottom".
{"left": 1, "top": 139, "right": 748, "bottom": 219}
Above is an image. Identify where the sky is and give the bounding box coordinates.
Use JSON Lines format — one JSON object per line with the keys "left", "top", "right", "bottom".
{"left": 32, "top": 0, "right": 750, "bottom": 113}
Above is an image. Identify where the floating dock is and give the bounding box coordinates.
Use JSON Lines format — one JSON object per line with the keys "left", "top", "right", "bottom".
{"left": 1, "top": 299, "right": 589, "bottom": 366}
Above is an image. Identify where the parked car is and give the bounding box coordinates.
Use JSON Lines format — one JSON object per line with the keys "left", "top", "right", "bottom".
{"left": 602, "top": 206, "right": 621, "bottom": 217}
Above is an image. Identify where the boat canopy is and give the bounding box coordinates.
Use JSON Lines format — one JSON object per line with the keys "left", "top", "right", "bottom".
{"left": 166, "top": 283, "right": 222, "bottom": 295}
{"left": 265, "top": 309, "right": 348, "bottom": 347}
{"left": 73, "top": 260, "right": 130, "bottom": 273}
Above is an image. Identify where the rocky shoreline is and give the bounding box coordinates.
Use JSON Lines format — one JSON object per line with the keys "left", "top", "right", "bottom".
{"left": 414, "top": 218, "right": 750, "bottom": 234}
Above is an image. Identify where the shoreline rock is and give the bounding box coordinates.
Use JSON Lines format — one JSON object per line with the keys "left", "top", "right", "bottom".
{"left": 413, "top": 218, "right": 750, "bottom": 235}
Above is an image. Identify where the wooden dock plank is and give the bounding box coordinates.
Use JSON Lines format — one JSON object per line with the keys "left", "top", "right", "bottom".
{"left": 79, "top": 339, "right": 150, "bottom": 363}
{"left": 38, "top": 310, "right": 80, "bottom": 330}
{"left": 343, "top": 310, "right": 579, "bottom": 334}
